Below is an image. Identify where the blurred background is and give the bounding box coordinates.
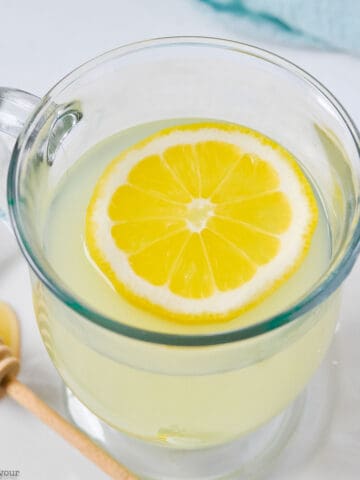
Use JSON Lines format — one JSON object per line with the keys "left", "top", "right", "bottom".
{"left": 1, "top": 0, "right": 360, "bottom": 119}
{"left": 0, "top": 1, "right": 359, "bottom": 479}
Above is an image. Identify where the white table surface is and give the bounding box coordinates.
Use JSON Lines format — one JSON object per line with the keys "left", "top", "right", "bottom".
{"left": 0, "top": 1, "right": 360, "bottom": 479}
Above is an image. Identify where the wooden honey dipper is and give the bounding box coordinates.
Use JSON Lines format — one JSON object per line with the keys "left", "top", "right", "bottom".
{"left": 0, "top": 302, "right": 137, "bottom": 480}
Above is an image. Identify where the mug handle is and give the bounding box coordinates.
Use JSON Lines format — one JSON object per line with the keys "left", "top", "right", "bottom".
{"left": 0, "top": 87, "right": 40, "bottom": 223}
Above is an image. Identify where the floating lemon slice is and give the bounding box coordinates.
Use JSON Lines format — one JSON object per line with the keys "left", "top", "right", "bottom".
{"left": 86, "top": 122, "right": 318, "bottom": 323}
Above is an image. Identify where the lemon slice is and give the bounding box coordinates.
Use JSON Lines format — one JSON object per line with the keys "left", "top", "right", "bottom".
{"left": 86, "top": 122, "right": 318, "bottom": 323}
{"left": 0, "top": 302, "right": 20, "bottom": 357}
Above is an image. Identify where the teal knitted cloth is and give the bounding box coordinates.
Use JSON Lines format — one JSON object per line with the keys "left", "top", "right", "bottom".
{"left": 201, "top": 0, "right": 360, "bottom": 52}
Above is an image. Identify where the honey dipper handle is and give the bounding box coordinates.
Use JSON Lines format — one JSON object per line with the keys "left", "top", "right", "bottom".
{"left": 5, "top": 379, "right": 137, "bottom": 480}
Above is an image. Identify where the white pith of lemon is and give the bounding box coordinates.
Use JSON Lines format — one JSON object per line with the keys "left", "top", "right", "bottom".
{"left": 85, "top": 122, "right": 318, "bottom": 323}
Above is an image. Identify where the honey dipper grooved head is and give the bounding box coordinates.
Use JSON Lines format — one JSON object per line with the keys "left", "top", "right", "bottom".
{"left": 0, "top": 340, "right": 20, "bottom": 398}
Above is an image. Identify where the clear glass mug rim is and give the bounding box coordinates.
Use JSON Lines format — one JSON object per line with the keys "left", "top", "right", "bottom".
{"left": 6, "top": 36, "right": 360, "bottom": 347}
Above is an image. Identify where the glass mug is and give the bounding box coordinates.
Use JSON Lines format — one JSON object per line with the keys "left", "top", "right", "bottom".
{"left": 0, "top": 38, "right": 360, "bottom": 479}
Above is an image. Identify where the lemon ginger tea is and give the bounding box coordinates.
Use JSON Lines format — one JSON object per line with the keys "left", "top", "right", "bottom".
{"left": 3, "top": 38, "right": 360, "bottom": 480}
{"left": 37, "top": 119, "right": 338, "bottom": 447}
